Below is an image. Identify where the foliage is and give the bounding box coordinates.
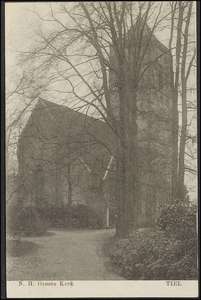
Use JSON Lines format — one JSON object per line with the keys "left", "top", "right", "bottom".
{"left": 156, "top": 200, "right": 197, "bottom": 240}
{"left": 110, "top": 229, "right": 197, "bottom": 280}
{"left": 110, "top": 229, "right": 168, "bottom": 279}
{"left": 7, "top": 203, "right": 102, "bottom": 237}
{"left": 109, "top": 201, "right": 198, "bottom": 280}
{"left": 46, "top": 204, "right": 66, "bottom": 228}
{"left": 21, "top": 206, "right": 49, "bottom": 236}
{"left": 7, "top": 205, "right": 49, "bottom": 236}
{"left": 47, "top": 204, "right": 102, "bottom": 229}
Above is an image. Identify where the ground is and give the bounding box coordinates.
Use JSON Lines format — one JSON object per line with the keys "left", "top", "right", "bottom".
{"left": 7, "top": 229, "right": 123, "bottom": 280}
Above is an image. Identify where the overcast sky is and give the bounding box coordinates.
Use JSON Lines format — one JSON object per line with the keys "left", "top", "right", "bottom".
{"left": 6, "top": 3, "right": 49, "bottom": 71}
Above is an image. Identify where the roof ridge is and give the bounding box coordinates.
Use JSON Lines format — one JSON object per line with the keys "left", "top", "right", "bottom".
{"left": 38, "top": 98, "right": 105, "bottom": 124}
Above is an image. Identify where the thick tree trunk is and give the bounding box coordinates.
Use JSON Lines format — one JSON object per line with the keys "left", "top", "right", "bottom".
{"left": 115, "top": 82, "right": 139, "bottom": 238}
{"left": 115, "top": 143, "right": 138, "bottom": 237}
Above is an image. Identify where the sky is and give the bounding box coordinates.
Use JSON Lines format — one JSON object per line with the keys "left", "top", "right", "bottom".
{"left": 6, "top": 3, "right": 52, "bottom": 76}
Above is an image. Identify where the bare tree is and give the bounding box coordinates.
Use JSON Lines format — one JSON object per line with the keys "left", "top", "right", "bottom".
{"left": 7, "top": 2, "right": 196, "bottom": 237}
{"left": 177, "top": 1, "right": 195, "bottom": 200}
{"left": 8, "top": 2, "right": 172, "bottom": 237}
{"left": 169, "top": 1, "right": 196, "bottom": 200}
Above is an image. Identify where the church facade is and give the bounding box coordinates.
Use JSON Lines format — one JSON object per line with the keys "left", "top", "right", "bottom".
{"left": 17, "top": 98, "right": 117, "bottom": 227}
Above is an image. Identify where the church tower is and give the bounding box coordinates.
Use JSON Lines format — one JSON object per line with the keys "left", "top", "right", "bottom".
{"left": 108, "top": 20, "right": 173, "bottom": 227}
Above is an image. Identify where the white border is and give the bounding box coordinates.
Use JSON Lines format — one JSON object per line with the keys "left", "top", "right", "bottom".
{"left": 7, "top": 280, "right": 198, "bottom": 298}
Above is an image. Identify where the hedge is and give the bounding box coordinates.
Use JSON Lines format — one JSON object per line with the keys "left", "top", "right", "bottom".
{"left": 7, "top": 203, "right": 102, "bottom": 237}
{"left": 46, "top": 203, "right": 102, "bottom": 229}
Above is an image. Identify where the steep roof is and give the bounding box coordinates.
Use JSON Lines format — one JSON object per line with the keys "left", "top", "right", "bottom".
{"left": 134, "top": 15, "right": 169, "bottom": 53}
{"left": 19, "top": 98, "right": 117, "bottom": 176}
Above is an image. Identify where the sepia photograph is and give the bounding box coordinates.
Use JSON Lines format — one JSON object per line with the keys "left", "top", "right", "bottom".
{"left": 5, "top": 1, "right": 198, "bottom": 298}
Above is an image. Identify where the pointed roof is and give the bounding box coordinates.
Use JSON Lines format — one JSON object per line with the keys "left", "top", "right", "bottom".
{"left": 19, "top": 98, "right": 117, "bottom": 175}
{"left": 129, "top": 15, "right": 169, "bottom": 53}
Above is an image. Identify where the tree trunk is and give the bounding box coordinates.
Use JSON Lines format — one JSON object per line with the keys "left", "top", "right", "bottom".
{"left": 178, "top": 89, "right": 187, "bottom": 199}
{"left": 178, "top": 2, "right": 193, "bottom": 200}
{"left": 170, "top": 2, "right": 183, "bottom": 201}
{"left": 115, "top": 143, "right": 138, "bottom": 237}
{"left": 115, "top": 80, "right": 139, "bottom": 237}
{"left": 67, "top": 153, "right": 72, "bottom": 227}
{"left": 171, "top": 89, "right": 179, "bottom": 200}
{"left": 115, "top": 143, "right": 126, "bottom": 237}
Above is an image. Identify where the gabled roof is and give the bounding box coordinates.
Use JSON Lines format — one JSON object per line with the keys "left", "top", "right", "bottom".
{"left": 19, "top": 98, "right": 117, "bottom": 176}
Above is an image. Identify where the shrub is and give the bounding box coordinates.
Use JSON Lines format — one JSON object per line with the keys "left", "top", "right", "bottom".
{"left": 21, "top": 206, "right": 49, "bottom": 235}
{"left": 157, "top": 200, "right": 197, "bottom": 240}
{"left": 47, "top": 204, "right": 102, "bottom": 229}
{"left": 7, "top": 203, "right": 102, "bottom": 235}
{"left": 46, "top": 204, "right": 67, "bottom": 227}
{"left": 110, "top": 228, "right": 197, "bottom": 280}
{"left": 110, "top": 229, "right": 170, "bottom": 279}
{"left": 7, "top": 205, "right": 49, "bottom": 236}
{"left": 71, "top": 204, "right": 90, "bottom": 228}
{"left": 109, "top": 200, "right": 198, "bottom": 280}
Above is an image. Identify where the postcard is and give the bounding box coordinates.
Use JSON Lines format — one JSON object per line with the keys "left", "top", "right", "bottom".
{"left": 5, "top": 2, "right": 198, "bottom": 298}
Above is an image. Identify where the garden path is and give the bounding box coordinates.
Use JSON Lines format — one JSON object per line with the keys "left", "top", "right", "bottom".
{"left": 7, "top": 228, "right": 123, "bottom": 280}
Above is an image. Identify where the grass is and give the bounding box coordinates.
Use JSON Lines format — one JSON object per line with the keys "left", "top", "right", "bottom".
{"left": 6, "top": 240, "right": 39, "bottom": 257}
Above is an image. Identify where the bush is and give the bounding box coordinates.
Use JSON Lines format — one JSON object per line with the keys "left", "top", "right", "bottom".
{"left": 109, "top": 200, "right": 198, "bottom": 280}
{"left": 7, "top": 203, "right": 102, "bottom": 236}
{"left": 157, "top": 200, "right": 197, "bottom": 240}
{"left": 110, "top": 229, "right": 170, "bottom": 279}
{"left": 22, "top": 206, "right": 49, "bottom": 235}
{"left": 7, "top": 205, "right": 49, "bottom": 236}
{"left": 47, "top": 204, "right": 102, "bottom": 229}
{"left": 46, "top": 204, "right": 67, "bottom": 227}
{"left": 110, "top": 228, "right": 197, "bottom": 280}
{"left": 71, "top": 204, "right": 90, "bottom": 228}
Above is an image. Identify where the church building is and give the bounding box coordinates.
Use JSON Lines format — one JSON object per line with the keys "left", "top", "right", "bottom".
{"left": 17, "top": 22, "right": 173, "bottom": 228}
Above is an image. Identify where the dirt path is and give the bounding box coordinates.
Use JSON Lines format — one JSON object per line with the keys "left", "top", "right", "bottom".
{"left": 7, "top": 229, "right": 123, "bottom": 280}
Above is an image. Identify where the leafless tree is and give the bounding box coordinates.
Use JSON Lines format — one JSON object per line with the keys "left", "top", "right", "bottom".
{"left": 169, "top": 1, "right": 196, "bottom": 200}
{"left": 6, "top": 2, "right": 196, "bottom": 237}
